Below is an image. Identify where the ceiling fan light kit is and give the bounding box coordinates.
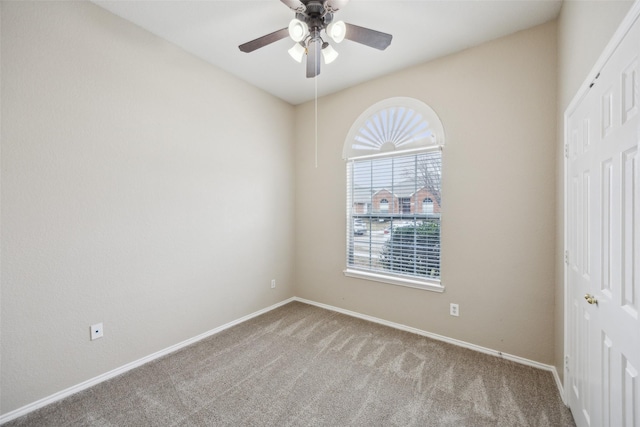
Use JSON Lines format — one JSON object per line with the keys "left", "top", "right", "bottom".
{"left": 288, "top": 18, "right": 309, "bottom": 42}
{"left": 288, "top": 42, "right": 306, "bottom": 63}
{"left": 239, "top": 0, "right": 392, "bottom": 78}
{"left": 326, "top": 20, "right": 345, "bottom": 43}
{"left": 321, "top": 43, "right": 339, "bottom": 64}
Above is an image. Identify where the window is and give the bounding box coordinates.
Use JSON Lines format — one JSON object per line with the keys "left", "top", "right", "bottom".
{"left": 423, "top": 198, "right": 434, "bottom": 214}
{"left": 343, "top": 98, "right": 445, "bottom": 292}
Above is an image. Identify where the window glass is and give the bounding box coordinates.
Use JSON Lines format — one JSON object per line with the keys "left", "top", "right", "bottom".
{"left": 347, "top": 151, "right": 441, "bottom": 282}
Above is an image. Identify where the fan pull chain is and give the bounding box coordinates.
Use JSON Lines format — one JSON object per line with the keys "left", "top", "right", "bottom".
{"left": 314, "top": 75, "right": 318, "bottom": 168}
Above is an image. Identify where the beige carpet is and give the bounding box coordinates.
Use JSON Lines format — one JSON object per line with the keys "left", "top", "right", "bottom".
{"left": 6, "top": 301, "right": 575, "bottom": 426}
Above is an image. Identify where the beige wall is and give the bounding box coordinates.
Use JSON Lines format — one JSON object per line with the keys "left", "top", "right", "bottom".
{"left": 3, "top": 0, "right": 636, "bottom": 417}
{"left": 555, "top": 0, "right": 633, "bottom": 383}
{"left": 0, "top": 1, "right": 295, "bottom": 414}
{"left": 294, "top": 22, "right": 558, "bottom": 364}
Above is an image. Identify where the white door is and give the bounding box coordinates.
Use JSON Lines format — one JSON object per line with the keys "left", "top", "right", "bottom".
{"left": 566, "top": 11, "right": 640, "bottom": 427}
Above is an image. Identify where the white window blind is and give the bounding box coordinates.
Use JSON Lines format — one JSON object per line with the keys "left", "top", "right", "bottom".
{"left": 346, "top": 149, "right": 442, "bottom": 287}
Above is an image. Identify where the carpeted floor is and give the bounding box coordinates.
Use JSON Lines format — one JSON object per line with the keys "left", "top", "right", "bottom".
{"left": 6, "top": 301, "right": 576, "bottom": 426}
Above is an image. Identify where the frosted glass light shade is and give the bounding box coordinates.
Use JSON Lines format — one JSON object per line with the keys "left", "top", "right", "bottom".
{"left": 288, "top": 43, "right": 306, "bottom": 63}
{"left": 322, "top": 44, "right": 339, "bottom": 64}
{"left": 327, "top": 21, "right": 346, "bottom": 43}
{"left": 288, "top": 19, "right": 309, "bottom": 42}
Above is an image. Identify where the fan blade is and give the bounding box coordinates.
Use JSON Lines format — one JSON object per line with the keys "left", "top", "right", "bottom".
{"left": 325, "top": 0, "right": 349, "bottom": 13}
{"left": 344, "top": 23, "right": 392, "bottom": 50}
{"left": 238, "top": 28, "right": 289, "bottom": 53}
{"left": 280, "top": 0, "right": 306, "bottom": 12}
{"left": 306, "top": 38, "right": 321, "bottom": 78}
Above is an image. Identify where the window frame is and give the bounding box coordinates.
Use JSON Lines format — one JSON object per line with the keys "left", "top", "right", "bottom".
{"left": 343, "top": 98, "right": 445, "bottom": 293}
{"left": 345, "top": 147, "right": 443, "bottom": 292}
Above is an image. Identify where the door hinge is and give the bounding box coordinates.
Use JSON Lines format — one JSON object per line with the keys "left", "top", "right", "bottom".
{"left": 565, "top": 355, "right": 570, "bottom": 371}
{"left": 564, "top": 144, "right": 569, "bottom": 158}
{"left": 565, "top": 250, "right": 570, "bottom": 264}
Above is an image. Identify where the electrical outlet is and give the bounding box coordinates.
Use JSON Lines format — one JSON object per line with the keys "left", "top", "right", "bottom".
{"left": 450, "top": 303, "right": 459, "bottom": 317}
{"left": 90, "top": 323, "right": 104, "bottom": 340}
{"left": 271, "top": 279, "right": 276, "bottom": 289}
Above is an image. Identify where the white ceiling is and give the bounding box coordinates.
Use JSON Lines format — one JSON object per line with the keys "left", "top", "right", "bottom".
{"left": 92, "top": 0, "right": 563, "bottom": 105}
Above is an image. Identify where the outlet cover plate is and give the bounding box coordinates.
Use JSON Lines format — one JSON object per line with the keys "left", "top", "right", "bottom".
{"left": 450, "top": 303, "right": 459, "bottom": 317}
{"left": 90, "top": 323, "right": 104, "bottom": 340}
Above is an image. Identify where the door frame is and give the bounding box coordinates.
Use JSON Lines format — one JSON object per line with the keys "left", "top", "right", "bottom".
{"left": 563, "top": 0, "right": 640, "bottom": 405}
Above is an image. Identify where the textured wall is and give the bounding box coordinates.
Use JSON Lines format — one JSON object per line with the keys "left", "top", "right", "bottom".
{"left": 1, "top": 1, "right": 295, "bottom": 415}
{"left": 555, "top": 0, "right": 633, "bottom": 384}
{"left": 4, "top": 0, "right": 635, "bottom": 417}
{"left": 294, "top": 21, "right": 558, "bottom": 365}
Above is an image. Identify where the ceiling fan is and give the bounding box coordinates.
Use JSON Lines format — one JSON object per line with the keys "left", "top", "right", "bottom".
{"left": 238, "top": 0, "right": 392, "bottom": 78}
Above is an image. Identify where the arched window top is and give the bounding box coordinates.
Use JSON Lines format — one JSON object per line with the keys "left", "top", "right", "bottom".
{"left": 343, "top": 97, "right": 445, "bottom": 160}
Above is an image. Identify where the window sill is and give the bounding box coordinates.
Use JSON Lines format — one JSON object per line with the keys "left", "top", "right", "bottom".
{"left": 343, "top": 269, "right": 444, "bottom": 293}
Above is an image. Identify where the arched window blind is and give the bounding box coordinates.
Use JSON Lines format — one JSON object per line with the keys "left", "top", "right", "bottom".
{"left": 344, "top": 98, "right": 445, "bottom": 292}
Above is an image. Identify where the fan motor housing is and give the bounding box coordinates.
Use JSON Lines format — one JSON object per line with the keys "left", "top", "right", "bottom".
{"left": 304, "top": 1, "right": 324, "bottom": 15}
{"left": 297, "top": 1, "right": 334, "bottom": 30}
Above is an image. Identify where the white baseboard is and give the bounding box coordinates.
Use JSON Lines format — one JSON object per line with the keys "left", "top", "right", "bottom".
{"left": 293, "top": 297, "right": 565, "bottom": 401}
{"left": 1, "top": 295, "right": 564, "bottom": 424}
{"left": 0, "top": 297, "right": 296, "bottom": 425}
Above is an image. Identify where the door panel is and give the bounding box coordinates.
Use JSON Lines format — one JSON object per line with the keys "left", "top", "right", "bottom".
{"left": 621, "top": 148, "right": 637, "bottom": 316}
{"left": 567, "top": 12, "right": 640, "bottom": 427}
{"left": 601, "top": 333, "right": 613, "bottom": 427}
{"left": 568, "top": 86, "right": 598, "bottom": 427}
{"left": 622, "top": 356, "right": 638, "bottom": 426}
